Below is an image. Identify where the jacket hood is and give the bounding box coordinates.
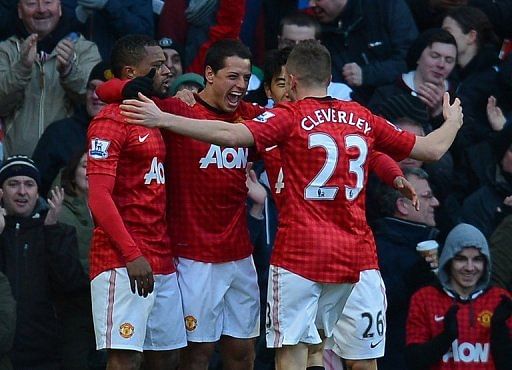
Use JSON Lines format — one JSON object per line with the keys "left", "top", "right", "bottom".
{"left": 438, "top": 223, "right": 491, "bottom": 299}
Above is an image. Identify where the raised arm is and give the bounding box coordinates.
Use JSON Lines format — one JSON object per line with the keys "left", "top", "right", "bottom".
{"left": 121, "top": 93, "right": 255, "bottom": 147}
{"left": 410, "top": 92, "right": 463, "bottom": 161}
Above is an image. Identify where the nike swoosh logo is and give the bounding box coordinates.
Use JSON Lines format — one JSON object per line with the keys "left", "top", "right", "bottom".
{"left": 370, "top": 339, "right": 383, "bottom": 348}
{"left": 265, "top": 145, "right": 278, "bottom": 152}
{"left": 434, "top": 315, "right": 444, "bottom": 322}
{"left": 138, "top": 133, "right": 149, "bottom": 143}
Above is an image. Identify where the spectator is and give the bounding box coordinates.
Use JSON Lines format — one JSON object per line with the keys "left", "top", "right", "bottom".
{"left": 158, "top": 37, "right": 184, "bottom": 94}
{"left": 309, "top": 0, "right": 418, "bottom": 104}
{"left": 405, "top": 223, "right": 512, "bottom": 370}
{"left": 0, "top": 155, "right": 86, "bottom": 370}
{"left": 489, "top": 213, "right": 512, "bottom": 290}
{"left": 63, "top": 0, "right": 154, "bottom": 60}
{"left": 169, "top": 72, "right": 204, "bottom": 96}
{"left": 372, "top": 167, "right": 439, "bottom": 370}
{"left": 32, "top": 60, "right": 110, "bottom": 197}
{"left": 0, "top": 0, "right": 101, "bottom": 157}
{"left": 0, "top": 270, "right": 15, "bottom": 370}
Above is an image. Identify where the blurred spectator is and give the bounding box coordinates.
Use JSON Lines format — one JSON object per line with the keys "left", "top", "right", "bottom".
{"left": 0, "top": 0, "right": 101, "bottom": 157}
{"left": 62, "top": 0, "right": 154, "bottom": 60}
{"left": 373, "top": 167, "right": 439, "bottom": 370}
{"left": 405, "top": 223, "right": 512, "bottom": 370}
{"left": 32, "top": 60, "right": 110, "bottom": 197}
{"left": 56, "top": 150, "right": 97, "bottom": 370}
{"left": 0, "top": 0, "right": 17, "bottom": 41}
{"left": 489, "top": 213, "right": 512, "bottom": 290}
{"left": 169, "top": 72, "right": 204, "bottom": 96}
{"left": 442, "top": 6, "right": 502, "bottom": 162}
{"left": 405, "top": 0, "right": 466, "bottom": 32}
{"left": 158, "top": 37, "right": 184, "bottom": 93}
{"left": 0, "top": 155, "right": 86, "bottom": 370}
{"left": 0, "top": 271, "right": 15, "bottom": 370}
{"left": 309, "top": 0, "right": 418, "bottom": 104}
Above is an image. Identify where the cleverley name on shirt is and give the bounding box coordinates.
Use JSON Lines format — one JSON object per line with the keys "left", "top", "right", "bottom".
{"left": 301, "top": 108, "right": 372, "bottom": 134}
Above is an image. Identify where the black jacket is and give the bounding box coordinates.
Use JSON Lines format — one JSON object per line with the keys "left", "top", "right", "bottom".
{"left": 0, "top": 201, "right": 86, "bottom": 368}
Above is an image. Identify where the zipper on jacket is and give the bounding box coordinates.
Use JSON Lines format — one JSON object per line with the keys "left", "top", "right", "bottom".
{"left": 38, "top": 61, "right": 46, "bottom": 137}
{"left": 15, "top": 222, "right": 20, "bottom": 300}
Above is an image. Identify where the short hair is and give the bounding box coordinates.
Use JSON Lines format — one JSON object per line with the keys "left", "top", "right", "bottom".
{"left": 263, "top": 47, "right": 291, "bottom": 87}
{"left": 445, "top": 6, "right": 499, "bottom": 49}
{"left": 377, "top": 167, "right": 429, "bottom": 217}
{"left": 110, "top": 34, "right": 159, "bottom": 78}
{"left": 394, "top": 117, "right": 425, "bottom": 135}
{"left": 406, "top": 28, "right": 457, "bottom": 70}
{"left": 61, "top": 149, "right": 87, "bottom": 197}
{"left": 204, "top": 39, "right": 252, "bottom": 74}
{"left": 286, "top": 40, "right": 331, "bottom": 87}
{"left": 279, "top": 11, "right": 321, "bottom": 39}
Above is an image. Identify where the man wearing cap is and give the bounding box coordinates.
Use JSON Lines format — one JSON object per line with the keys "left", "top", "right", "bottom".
{"left": 33, "top": 60, "right": 111, "bottom": 196}
{"left": 158, "top": 37, "right": 184, "bottom": 95}
{"left": 406, "top": 223, "right": 512, "bottom": 370}
{"left": 0, "top": 155, "right": 86, "bottom": 369}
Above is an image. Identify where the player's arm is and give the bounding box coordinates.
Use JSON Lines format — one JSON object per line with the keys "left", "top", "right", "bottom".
{"left": 409, "top": 92, "right": 463, "bottom": 161}
{"left": 88, "top": 173, "right": 154, "bottom": 297}
{"left": 121, "top": 93, "right": 255, "bottom": 147}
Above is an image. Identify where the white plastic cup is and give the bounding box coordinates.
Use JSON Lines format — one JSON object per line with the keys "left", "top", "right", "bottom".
{"left": 416, "top": 240, "right": 439, "bottom": 272}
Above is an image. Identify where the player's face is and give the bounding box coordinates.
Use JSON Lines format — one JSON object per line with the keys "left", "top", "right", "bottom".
{"left": 449, "top": 247, "right": 485, "bottom": 297}
{"left": 207, "top": 56, "right": 251, "bottom": 112}
{"left": 265, "top": 66, "right": 290, "bottom": 104}
{"left": 416, "top": 42, "right": 457, "bottom": 84}
{"left": 18, "top": 0, "right": 62, "bottom": 39}
{"left": 404, "top": 175, "right": 439, "bottom": 226}
{"left": 309, "top": 0, "right": 347, "bottom": 24}
{"left": 2, "top": 176, "right": 39, "bottom": 217}
{"left": 398, "top": 124, "right": 424, "bottom": 169}
{"left": 163, "top": 48, "right": 183, "bottom": 87}
{"left": 86, "top": 79, "right": 106, "bottom": 117}
{"left": 278, "top": 24, "right": 316, "bottom": 49}
{"left": 74, "top": 154, "right": 88, "bottom": 195}
{"left": 136, "top": 46, "right": 171, "bottom": 97}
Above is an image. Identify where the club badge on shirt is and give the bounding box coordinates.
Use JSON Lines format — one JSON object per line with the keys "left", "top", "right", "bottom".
{"left": 89, "top": 138, "right": 111, "bottom": 159}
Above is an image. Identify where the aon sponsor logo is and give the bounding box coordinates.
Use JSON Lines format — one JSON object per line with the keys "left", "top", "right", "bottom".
{"left": 144, "top": 157, "right": 165, "bottom": 184}
{"left": 199, "top": 145, "right": 248, "bottom": 169}
{"left": 442, "top": 340, "right": 490, "bottom": 363}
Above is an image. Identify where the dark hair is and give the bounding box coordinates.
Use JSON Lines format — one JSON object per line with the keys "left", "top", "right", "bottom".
{"left": 377, "top": 167, "right": 429, "bottom": 217}
{"left": 406, "top": 28, "right": 457, "bottom": 70}
{"left": 61, "top": 149, "right": 87, "bottom": 197}
{"left": 286, "top": 40, "right": 331, "bottom": 86}
{"left": 204, "top": 39, "right": 252, "bottom": 74}
{"left": 263, "top": 47, "right": 292, "bottom": 87}
{"left": 110, "top": 34, "right": 159, "bottom": 78}
{"left": 279, "top": 11, "right": 321, "bottom": 39}
{"left": 445, "top": 6, "right": 499, "bottom": 49}
{"left": 394, "top": 116, "right": 425, "bottom": 135}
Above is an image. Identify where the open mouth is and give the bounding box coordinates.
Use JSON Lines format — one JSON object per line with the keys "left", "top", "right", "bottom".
{"left": 226, "top": 91, "right": 242, "bottom": 107}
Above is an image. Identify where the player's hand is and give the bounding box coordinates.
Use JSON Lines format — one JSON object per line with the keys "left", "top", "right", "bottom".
{"left": 442, "top": 92, "right": 463, "bottom": 129}
{"left": 174, "top": 88, "right": 196, "bottom": 106}
{"left": 121, "top": 93, "right": 166, "bottom": 127}
{"left": 55, "top": 38, "right": 76, "bottom": 76}
{"left": 443, "top": 304, "right": 459, "bottom": 340}
{"left": 393, "top": 176, "right": 419, "bottom": 211}
{"left": 126, "top": 256, "right": 154, "bottom": 297}
{"left": 417, "top": 81, "right": 444, "bottom": 117}
{"left": 342, "top": 63, "right": 363, "bottom": 87}
{"left": 487, "top": 96, "right": 506, "bottom": 131}
{"left": 122, "top": 69, "right": 156, "bottom": 99}
{"left": 0, "top": 190, "right": 6, "bottom": 234}
{"left": 45, "top": 186, "right": 65, "bottom": 225}
{"left": 20, "top": 33, "right": 38, "bottom": 69}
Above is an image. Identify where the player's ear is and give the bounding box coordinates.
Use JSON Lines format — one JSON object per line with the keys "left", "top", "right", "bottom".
{"left": 204, "top": 65, "right": 214, "bottom": 84}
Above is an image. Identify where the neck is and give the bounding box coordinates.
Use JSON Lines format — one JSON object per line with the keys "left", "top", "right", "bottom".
{"left": 458, "top": 45, "right": 477, "bottom": 68}
{"left": 198, "top": 88, "right": 221, "bottom": 110}
{"left": 295, "top": 86, "right": 328, "bottom": 100}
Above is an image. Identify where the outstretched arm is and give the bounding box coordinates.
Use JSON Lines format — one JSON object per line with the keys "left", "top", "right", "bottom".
{"left": 410, "top": 92, "right": 463, "bottom": 161}
{"left": 121, "top": 93, "right": 255, "bottom": 147}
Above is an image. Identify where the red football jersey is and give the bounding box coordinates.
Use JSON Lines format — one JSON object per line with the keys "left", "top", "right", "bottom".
{"left": 156, "top": 96, "right": 265, "bottom": 262}
{"left": 407, "top": 286, "right": 512, "bottom": 370}
{"left": 87, "top": 104, "right": 174, "bottom": 278}
{"left": 244, "top": 97, "right": 415, "bottom": 283}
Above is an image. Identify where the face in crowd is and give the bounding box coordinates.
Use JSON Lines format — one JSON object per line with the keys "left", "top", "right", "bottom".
{"left": 2, "top": 176, "right": 39, "bottom": 217}
{"left": 18, "top": 0, "right": 62, "bottom": 39}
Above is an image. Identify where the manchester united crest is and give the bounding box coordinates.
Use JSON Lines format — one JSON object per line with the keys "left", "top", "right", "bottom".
{"left": 477, "top": 310, "right": 493, "bottom": 328}
{"left": 119, "top": 322, "right": 135, "bottom": 338}
{"left": 184, "top": 315, "right": 197, "bottom": 331}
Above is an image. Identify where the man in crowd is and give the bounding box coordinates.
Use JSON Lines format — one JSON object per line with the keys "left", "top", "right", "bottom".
{"left": 87, "top": 34, "right": 186, "bottom": 370}
{"left": 119, "top": 40, "right": 463, "bottom": 370}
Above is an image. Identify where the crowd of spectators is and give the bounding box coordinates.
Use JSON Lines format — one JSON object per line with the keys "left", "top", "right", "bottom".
{"left": 0, "top": 0, "right": 511, "bottom": 369}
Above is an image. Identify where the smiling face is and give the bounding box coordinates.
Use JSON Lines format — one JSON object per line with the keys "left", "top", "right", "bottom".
{"left": 265, "top": 66, "right": 290, "bottom": 104}
{"left": 449, "top": 247, "right": 485, "bottom": 297}
{"left": 2, "top": 176, "right": 39, "bottom": 217}
{"left": 416, "top": 42, "right": 457, "bottom": 84}
{"left": 18, "top": 0, "right": 62, "bottom": 39}
{"left": 203, "top": 56, "right": 251, "bottom": 112}
{"left": 133, "top": 46, "right": 171, "bottom": 98}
